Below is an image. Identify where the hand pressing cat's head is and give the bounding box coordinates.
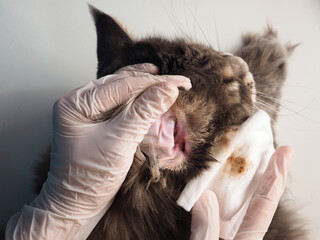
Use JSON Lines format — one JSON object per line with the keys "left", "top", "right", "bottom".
{"left": 90, "top": 5, "right": 256, "bottom": 180}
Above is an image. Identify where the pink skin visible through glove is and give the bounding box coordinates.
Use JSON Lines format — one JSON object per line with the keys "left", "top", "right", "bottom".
{"left": 142, "top": 111, "right": 190, "bottom": 170}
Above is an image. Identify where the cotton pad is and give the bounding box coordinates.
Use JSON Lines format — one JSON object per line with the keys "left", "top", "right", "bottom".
{"left": 177, "top": 109, "right": 275, "bottom": 240}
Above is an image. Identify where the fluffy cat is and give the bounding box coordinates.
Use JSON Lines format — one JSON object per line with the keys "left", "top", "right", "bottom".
{"left": 33, "top": 6, "right": 307, "bottom": 240}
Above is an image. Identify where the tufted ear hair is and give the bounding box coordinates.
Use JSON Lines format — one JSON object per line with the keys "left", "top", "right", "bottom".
{"left": 89, "top": 4, "right": 133, "bottom": 77}
{"left": 286, "top": 43, "right": 300, "bottom": 57}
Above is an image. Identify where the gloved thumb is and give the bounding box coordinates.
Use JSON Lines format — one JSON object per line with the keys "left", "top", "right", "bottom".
{"left": 234, "top": 145, "right": 293, "bottom": 240}
{"left": 191, "top": 190, "right": 220, "bottom": 240}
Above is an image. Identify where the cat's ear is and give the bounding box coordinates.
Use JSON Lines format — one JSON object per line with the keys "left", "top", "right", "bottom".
{"left": 286, "top": 43, "right": 300, "bottom": 57}
{"left": 89, "top": 5, "right": 133, "bottom": 77}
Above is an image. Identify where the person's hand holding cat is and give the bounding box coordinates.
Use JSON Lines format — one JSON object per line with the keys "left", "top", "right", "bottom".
{"left": 190, "top": 145, "right": 293, "bottom": 240}
{"left": 6, "top": 61, "right": 291, "bottom": 240}
{"left": 6, "top": 63, "right": 191, "bottom": 240}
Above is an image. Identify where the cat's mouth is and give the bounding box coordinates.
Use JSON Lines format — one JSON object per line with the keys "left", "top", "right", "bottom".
{"left": 141, "top": 111, "right": 190, "bottom": 170}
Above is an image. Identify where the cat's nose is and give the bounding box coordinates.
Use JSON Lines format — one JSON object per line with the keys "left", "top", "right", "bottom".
{"left": 243, "top": 71, "right": 256, "bottom": 102}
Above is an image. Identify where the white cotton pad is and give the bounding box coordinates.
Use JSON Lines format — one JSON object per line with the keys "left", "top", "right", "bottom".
{"left": 177, "top": 109, "right": 275, "bottom": 240}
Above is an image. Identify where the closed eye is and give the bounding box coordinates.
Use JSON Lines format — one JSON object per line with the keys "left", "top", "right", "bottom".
{"left": 223, "top": 78, "right": 234, "bottom": 84}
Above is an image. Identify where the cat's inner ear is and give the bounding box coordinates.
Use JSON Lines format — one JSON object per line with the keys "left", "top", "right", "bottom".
{"left": 89, "top": 5, "right": 133, "bottom": 77}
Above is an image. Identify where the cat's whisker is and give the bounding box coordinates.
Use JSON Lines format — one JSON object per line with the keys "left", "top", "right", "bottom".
{"left": 212, "top": 2, "right": 221, "bottom": 51}
{"left": 182, "top": 0, "right": 195, "bottom": 42}
{"left": 170, "top": 1, "right": 189, "bottom": 40}
{"left": 183, "top": 0, "right": 212, "bottom": 48}
{"left": 257, "top": 98, "right": 320, "bottom": 125}
{"left": 257, "top": 96, "right": 293, "bottom": 114}
{"left": 257, "top": 88, "right": 320, "bottom": 113}
{"left": 191, "top": 0, "right": 199, "bottom": 42}
{"left": 171, "top": 1, "right": 194, "bottom": 41}
{"left": 256, "top": 100, "right": 279, "bottom": 114}
{"left": 256, "top": 91, "right": 302, "bottom": 107}
{"left": 256, "top": 83, "right": 314, "bottom": 89}
{"left": 256, "top": 100, "right": 276, "bottom": 111}
{"left": 257, "top": 99, "right": 292, "bottom": 117}
{"left": 255, "top": 91, "right": 318, "bottom": 119}
{"left": 160, "top": 0, "right": 187, "bottom": 41}
{"left": 255, "top": 86, "right": 308, "bottom": 99}
{"left": 256, "top": 91, "right": 315, "bottom": 114}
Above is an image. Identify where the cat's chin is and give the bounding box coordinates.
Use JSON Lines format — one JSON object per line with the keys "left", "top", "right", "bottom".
{"left": 141, "top": 110, "right": 190, "bottom": 170}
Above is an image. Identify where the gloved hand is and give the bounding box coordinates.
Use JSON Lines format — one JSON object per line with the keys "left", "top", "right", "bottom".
{"left": 190, "top": 146, "right": 293, "bottom": 240}
{"left": 6, "top": 63, "right": 191, "bottom": 240}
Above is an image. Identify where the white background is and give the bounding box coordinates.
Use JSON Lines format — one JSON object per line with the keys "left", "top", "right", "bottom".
{"left": 0, "top": 0, "right": 319, "bottom": 238}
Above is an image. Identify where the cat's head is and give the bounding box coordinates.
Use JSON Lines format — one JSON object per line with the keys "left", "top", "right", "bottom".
{"left": 90, "top": 6, "right": 256, "bottom": 179}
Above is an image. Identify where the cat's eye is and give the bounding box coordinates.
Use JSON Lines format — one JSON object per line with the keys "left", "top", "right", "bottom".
{"left": 223, "top": 78, "right": 234, "bottom": 84}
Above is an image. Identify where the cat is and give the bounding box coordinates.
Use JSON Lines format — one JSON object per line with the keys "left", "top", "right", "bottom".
{"left": 33, "top": 5, "right": 307, "bottom": 240}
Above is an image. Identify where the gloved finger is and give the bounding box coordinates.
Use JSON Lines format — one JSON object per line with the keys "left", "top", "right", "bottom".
{"left": 93, "top": 73, "right": 191, "bottom": 114}
{"left": 190, "top": 190, "right": 220, "bottom": 240}
{"left": 114, "top": 63, "right": 159, "bottom": 76}
{"left": 58, "top": 73, "right": 190, "bottom": 123}
{"left": 234, "top": 146, "right": 293, "bottom": 240}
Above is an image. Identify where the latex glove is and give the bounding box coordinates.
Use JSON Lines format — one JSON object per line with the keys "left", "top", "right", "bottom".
{"left": 6, "top": 63, "right": 191, "bottom": 240}
{"left": 190, "top": 146, "right": 293, "bottom": 240}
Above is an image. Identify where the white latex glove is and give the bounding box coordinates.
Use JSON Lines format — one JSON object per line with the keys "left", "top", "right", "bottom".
{"left": 6, "top": 63, "right": 191, "bottom": 240}
{"left": 190, "top": 146, "right": 293, "bottom": 240}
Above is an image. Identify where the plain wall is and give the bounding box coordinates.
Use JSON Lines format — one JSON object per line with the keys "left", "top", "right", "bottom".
{"left": 1, "top": 0, "right": 319, "bottom": 238}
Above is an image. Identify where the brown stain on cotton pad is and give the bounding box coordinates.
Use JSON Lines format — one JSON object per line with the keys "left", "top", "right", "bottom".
{"left": 224, "top": 152, "right": 252, "bottom": 177}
